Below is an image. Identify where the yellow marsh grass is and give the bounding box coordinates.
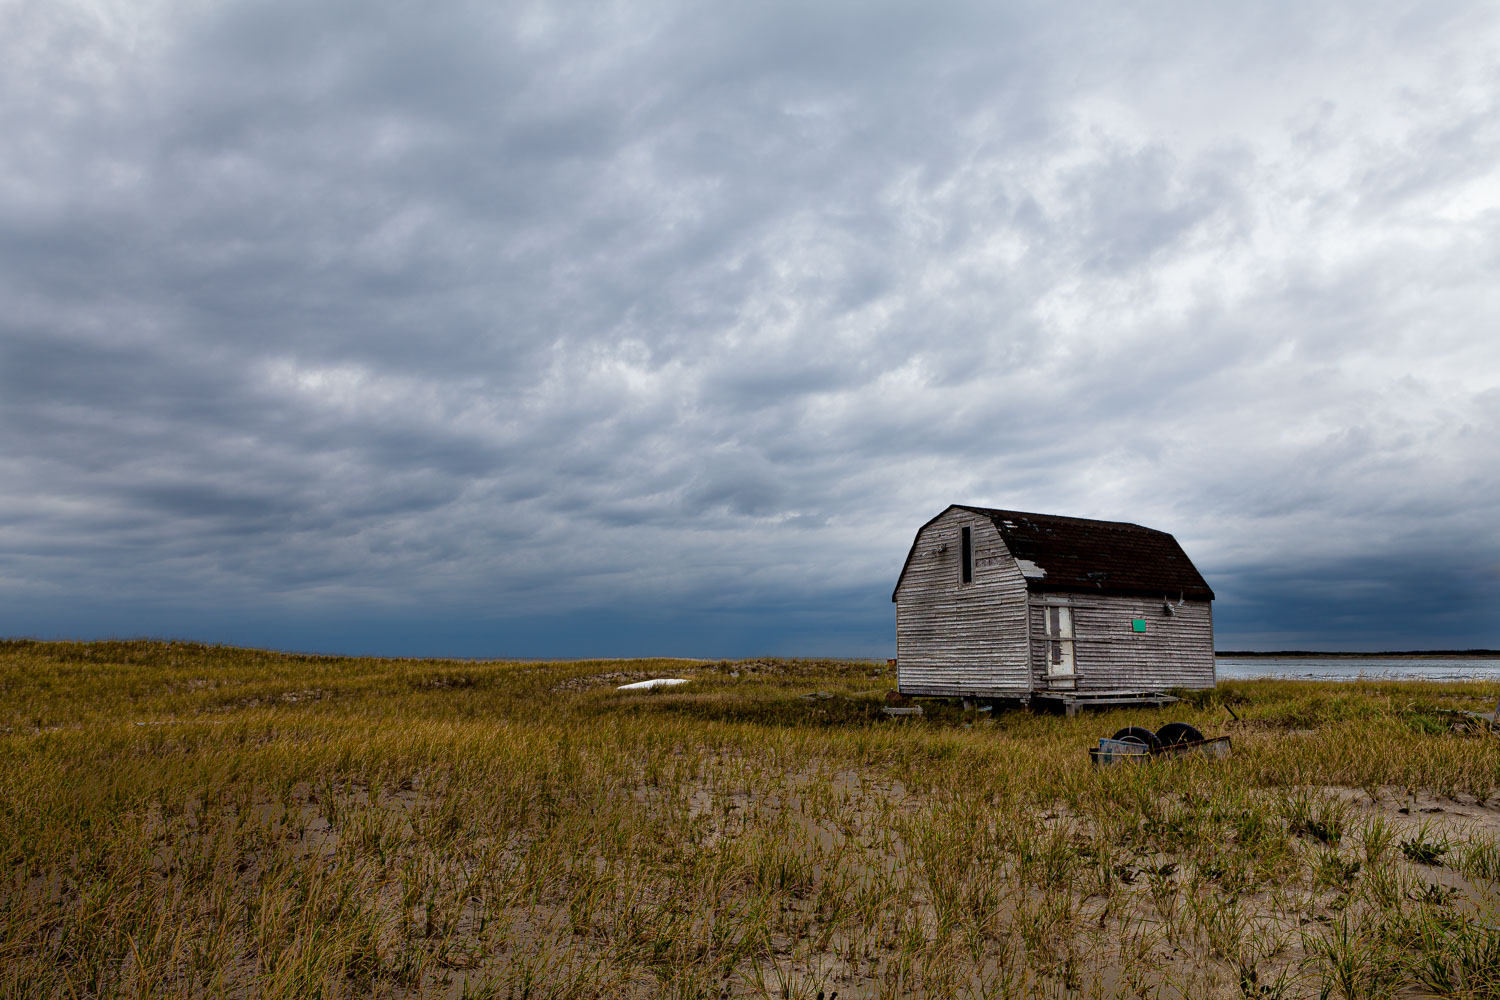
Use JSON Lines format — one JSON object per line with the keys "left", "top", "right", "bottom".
{"left": 2, "top": 639, "right": 1499, "bottom": 998}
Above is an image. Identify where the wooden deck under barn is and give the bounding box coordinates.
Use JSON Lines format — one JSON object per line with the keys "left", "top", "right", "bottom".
{"left": 1031, "top": 688, "right": 1179, "bottom": 716}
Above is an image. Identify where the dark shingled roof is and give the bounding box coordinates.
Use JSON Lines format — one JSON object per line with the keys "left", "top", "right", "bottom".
{"left": 893, "top": 505, "right": 1214, "bottom": 601}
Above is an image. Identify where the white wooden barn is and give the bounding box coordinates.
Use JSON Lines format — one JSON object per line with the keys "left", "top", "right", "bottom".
{"left": 892, "top": 505, "right": 1215, "bottom": 706}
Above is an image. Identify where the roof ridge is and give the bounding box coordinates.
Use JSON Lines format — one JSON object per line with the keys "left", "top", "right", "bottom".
{"left": 954, "top": 504, "right": 1157, "bottom": 533}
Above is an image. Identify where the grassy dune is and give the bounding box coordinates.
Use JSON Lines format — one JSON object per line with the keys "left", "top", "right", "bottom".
{"left": 3, "top": 640, "right": 1500, "bottom": 998}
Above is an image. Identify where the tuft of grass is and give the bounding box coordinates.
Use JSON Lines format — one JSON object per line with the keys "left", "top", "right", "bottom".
{"left": 1456, "top": 838, "right": 1500, "bottom": 883}
{"left": 1412, "top": 917, "right": 1500, "bottom": 998}
{"left": 1400, "top": 823, "right": 1450, "bottom": 866}
{"left": 1281, "top": 791, "right": 1348, "bottom": 847}
{"left": 1314, "top": 851, "right": 1362, "bottom": 891}
{"left": 1359, "top": 815, "right": 1396, "bottom": 864}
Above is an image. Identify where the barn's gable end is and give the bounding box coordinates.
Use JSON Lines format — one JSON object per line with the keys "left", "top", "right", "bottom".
{"left": 893, "top": 507, "right": 1032, "bottom": 696}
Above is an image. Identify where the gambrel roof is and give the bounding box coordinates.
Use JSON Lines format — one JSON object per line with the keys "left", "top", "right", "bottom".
{"left": 893, "top": 505, "right": 1215, "bottom": 602}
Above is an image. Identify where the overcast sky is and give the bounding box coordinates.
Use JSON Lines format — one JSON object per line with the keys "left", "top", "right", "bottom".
{"left": 2, "top": 0, "right": 1497, "bottom": 657}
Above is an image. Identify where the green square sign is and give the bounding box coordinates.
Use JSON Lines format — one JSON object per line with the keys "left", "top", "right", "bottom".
{"left": 1132, "top": 619, "right": 1146, "bottom": 632}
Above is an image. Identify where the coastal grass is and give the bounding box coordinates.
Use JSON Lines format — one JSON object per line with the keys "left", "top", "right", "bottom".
{"left": 3, "top": 639, "right": 1500, "bottom": 998}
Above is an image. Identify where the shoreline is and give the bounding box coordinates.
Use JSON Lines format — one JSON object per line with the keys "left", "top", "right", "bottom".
{"left": 1217, "top": 649, "right": 1500, "bottom": 659}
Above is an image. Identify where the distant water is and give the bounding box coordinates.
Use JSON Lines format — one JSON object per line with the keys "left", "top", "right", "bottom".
{"left": 1217, "top": 658, "right": 1500, "bottom": 682}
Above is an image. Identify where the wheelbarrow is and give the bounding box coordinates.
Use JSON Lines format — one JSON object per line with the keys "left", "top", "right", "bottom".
{"left": 1089, "top": 722, "right": 1231, "bottom": 765}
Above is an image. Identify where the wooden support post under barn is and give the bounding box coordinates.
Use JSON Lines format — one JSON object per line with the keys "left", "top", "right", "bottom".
{"left": 891, "top": 505, "right": 1216, "bottom": 708}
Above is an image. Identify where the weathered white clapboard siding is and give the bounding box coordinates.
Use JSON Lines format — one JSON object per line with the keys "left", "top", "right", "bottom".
{"left": 1028, "top": 596, "right": 1215, "bottom": 690}
{"left": 894, "top": 508, "right": 1032, "bottom": 697}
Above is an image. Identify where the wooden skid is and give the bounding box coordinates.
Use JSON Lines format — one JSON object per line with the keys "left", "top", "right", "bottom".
{"left": 1034, "top": 689, "right": 1179, "bottom": 717}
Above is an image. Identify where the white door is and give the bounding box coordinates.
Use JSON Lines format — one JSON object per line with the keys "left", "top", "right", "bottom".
{"left": 1045, "top": 606, "right": 1075, "bottom": 680}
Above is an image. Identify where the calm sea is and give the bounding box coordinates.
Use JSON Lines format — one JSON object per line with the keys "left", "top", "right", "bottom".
{"left": 1216, "top": 658, "right": 1500, "bottom": 682}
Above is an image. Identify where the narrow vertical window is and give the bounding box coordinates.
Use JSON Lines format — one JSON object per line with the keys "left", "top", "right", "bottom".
{"left": 960, "top": 526, "right": 972, "bottom": 583}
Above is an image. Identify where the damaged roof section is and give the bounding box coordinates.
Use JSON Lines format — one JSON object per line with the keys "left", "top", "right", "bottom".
{"left": 957, "top": 505, "right": 1215, "bottom": 600}
{"left": 1014, "top": 559, "right": 1047, "bottom": 579}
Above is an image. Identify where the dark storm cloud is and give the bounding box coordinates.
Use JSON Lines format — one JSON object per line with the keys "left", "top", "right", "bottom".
{"left": 1, "top": 0, "right": 1497, "bottom": 654}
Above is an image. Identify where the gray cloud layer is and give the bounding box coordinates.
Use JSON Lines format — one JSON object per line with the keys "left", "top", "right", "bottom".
{"left": 3, "top": 0, "right": 1498, "bottom": 654}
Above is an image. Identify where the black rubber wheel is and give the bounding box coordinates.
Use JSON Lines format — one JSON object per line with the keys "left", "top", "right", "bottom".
{"left": 1112, "top": 726, "right": 1163, "bottom": 751}
{"left": 1156, "top": 722, "right": 1204, "bottom": 747}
